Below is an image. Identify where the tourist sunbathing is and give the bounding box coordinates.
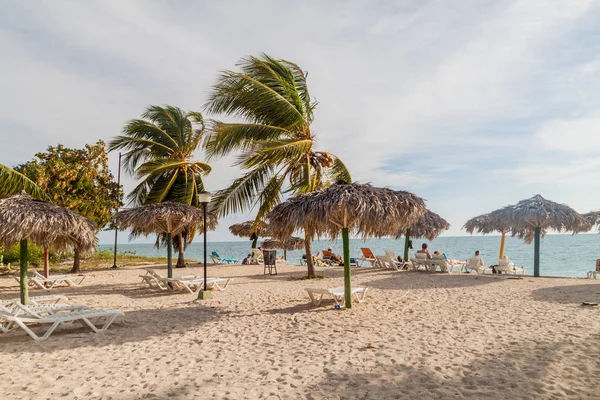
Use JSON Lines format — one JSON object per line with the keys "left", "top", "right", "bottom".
{"left": 323, "top": 247, "right": 343, "bottom": 265}
{"left": 242, "top": 254, "right": 252, "bottom": 265}
{"left": 434, "top": 251, "right": 466, "bottom": 266}
{"left": 469, "top": 250, "right": 492, "bottom": 272}
{"left": 416, "top": 243, "right": 432, "bottom": 259}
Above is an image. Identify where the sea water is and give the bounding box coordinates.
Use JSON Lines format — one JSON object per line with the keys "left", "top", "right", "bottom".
{"left": 99, "top": 234, "right": 600, "bottom": 278}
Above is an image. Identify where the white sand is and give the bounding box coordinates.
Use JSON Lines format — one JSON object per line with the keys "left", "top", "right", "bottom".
{"left": 0, "top": 263, "right": 599, "bottom": 399}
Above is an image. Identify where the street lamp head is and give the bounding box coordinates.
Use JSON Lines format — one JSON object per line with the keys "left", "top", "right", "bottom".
{"left": 199, "top": 191, "right": 212, "bottom": 206}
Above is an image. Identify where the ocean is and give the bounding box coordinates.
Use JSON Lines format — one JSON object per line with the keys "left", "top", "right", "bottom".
{"left": 99, "top": 234, "right": 600, "bottom": 278}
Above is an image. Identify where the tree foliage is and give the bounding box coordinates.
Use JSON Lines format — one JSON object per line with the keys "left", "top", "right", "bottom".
{"left": 108, "top": 105, "right": 211, "bottom": 267}
{"left": 17, "top": 141, "right": 122, "bottom": 230}
{"left": 0, "top": 163, "right": 47, "bottom": 200}
{"left": 17, "top": 141, "right": 122, "bottom": 272}
{"left": 205, "top": 53, "right": 351, "bottom": 222}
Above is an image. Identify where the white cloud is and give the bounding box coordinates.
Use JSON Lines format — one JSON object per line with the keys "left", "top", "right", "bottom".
{"left": 536, "top": 115, "right": 600, "bottom": 154}
{"left": 1, "top": 0, "right": 600, "bottom": 243}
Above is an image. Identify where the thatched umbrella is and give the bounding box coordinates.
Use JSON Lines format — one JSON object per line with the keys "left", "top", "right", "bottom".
{"left": 465, "top": 195, "right": 590, "bottom": 277}
{"left": 584, "top": 211, "right": 600, "bottom": 231}
{"left": 0, "top": 192, "right": 97, "bottom": 304}
{"left": 229, "top": 220, "right": 271, "bottom": 248}
{"left": 396, "top": 209, "right": 450, "bottom": 261}
{"left": 268, "top": 182, "right": 426, "bottom": 308}
{"left": 260, "top": 236, "right": 304, "bottom": 260}
{"left": 115, "top": 202, "right": 214, "bottom": 281}
{"left": 463, "top": 211, "right": 515, "bottom": 260}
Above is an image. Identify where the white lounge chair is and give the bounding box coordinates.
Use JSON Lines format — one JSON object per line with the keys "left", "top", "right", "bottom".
{"left": 167, "top": 277, "right": 232, "bottom": 294}
{"left": 17, "top": 270, "right": 87, "bottom": 290}
{"left": 410, "top": 254, "right": 435, "bottom": 271}
{"left": 0, "top": 301, "right": 90, "bottom": 333}
{"left": 252, "top": 248, "right": 264, "bottom": 264}
{"left": 304, "top": 287, "right": 368, "bottom": 306}
{"left": 376, "top": 255, "right": 397, "bottom": 270}
{"left": 465, "top": 257, "right": 492, "bottom": 274}
{"left": 0, "top": 295, "right": 68, "bottom": 307}
{"left": 384, "top": 250, "right": 411, "bottom": 270}
{"left": 496, "top": 257, "right": 524, "bottom": 275}
{"left": 0, "top": 308, "right": 123, "bottom": 340}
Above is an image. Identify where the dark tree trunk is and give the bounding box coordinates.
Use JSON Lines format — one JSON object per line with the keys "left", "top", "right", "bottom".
{"left": 70, "top": 247, "right": 81, "bottom": 273}
{"left": 304, "top": 230, "right": 315, "bottom": 278}
{"left": 176, "top": 248, "right": 186, "bottom": 268}
{"left": 176, "top": 232, "right": 186, "bottom": 268}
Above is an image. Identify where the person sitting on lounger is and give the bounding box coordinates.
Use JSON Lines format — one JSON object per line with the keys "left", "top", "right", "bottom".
{"left": 325, "top": 247, "right": 343, "bottom": 265}
{"left": 242, "top": 254, "right": 252, "bottom": 265}
{"left": 438, "top": 252, "right": 466, "bottom": 266}
{"left": 416, "top": 243, "right": 432, "bottom": 259}
{"left": 469, "top": 250, "right": 490, "bottom": 273}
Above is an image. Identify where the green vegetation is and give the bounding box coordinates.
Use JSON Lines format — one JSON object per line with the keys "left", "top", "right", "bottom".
{"left": 204, "top": 53, "right": 351, "bottom": 277}
{"left": 17, "top": 141, "right": 122, "bottom": 273}
{"left": 0, "top": 163, "right": 47, "bottom": 200}
{"left": 108, "top": 105, "right": 211, "bottom": 267}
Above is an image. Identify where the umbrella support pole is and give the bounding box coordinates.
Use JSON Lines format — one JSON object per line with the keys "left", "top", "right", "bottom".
{"left": 499, "top": 232, "right": 506, "bottom": 260}
{"left": 534, "top": 227, "right": 540, "bottom": 277}
{"left": 167, "top": 233, "right": 173, "bottom": 289}
{"left": 342, "top": 227, "right": 352, "bottom": 309}
{"left": 20, "top": 239, "right": 29, "bottom": 305}
{"left": 403, "top": 228, "right": 411, "bottom": 262}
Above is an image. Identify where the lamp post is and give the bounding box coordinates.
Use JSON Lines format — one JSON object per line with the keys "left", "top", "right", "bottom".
{"left": 111, "top": 152, "right": 122, "bottom": 269}
{"left": 198, "top": 190, "right": 212, "bottom": 299}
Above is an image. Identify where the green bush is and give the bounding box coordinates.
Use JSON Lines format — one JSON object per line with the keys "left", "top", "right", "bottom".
{"left": 0, "top": 244, "right": 69, "bottom": 265}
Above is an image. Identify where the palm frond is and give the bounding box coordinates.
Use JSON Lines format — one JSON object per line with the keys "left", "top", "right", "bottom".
{"left": 210, "top": 166, "right": 273, "bottom": 216}
{"left": 0, "top": 163, "right": 48, "bottom": 200}
{"left": 329, "top": 155, "right": 352, "bottom": 183}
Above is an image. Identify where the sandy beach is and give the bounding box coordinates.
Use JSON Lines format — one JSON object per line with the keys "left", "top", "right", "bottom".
{"left": 0, "top": 263, "right": 599, "bottom": 399}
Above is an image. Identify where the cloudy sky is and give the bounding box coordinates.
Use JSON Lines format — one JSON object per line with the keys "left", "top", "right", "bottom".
{"left": 1, "top": 0, "right": 599, "bottom": 244}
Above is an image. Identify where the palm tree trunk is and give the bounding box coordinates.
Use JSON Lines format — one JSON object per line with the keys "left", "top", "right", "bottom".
{"left": 176, "top": 249, "right": 186, "bottom": 268}
{"left": 304, "top": 230, "right": 315, "bottom": 278}
{"left": 70, "top": 247, "right": 81, "bottom": 273}
{"left": 176, "top": 233, "right": 186, "bottom": 268}
{"left": 342, "top": 227, "right": 352, "bottom": 309}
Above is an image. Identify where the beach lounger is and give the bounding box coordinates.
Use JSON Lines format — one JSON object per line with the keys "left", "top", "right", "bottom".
{"left": 0, "top": 295, "right": 68, "bottom": 307}
{"left": 210, "top": 251, "right": 238, "bottom": 264}
{"left": 358, "top": 248, "right": 379, "bottom": 267}
{"left": 410, "top": 254, "right": 435, "bottom": 271}
{"left": 140, "top": 269, "right": 171, "bottom": 290}
{"left": 0, "top": 308, "right": 123, "bottom": 341}
{"left": 304, "top": 287, "right": 368, "bottom": 306}
{"left": 0, "top": 301, "right": 90, "bottom": 333}
{"left": 464, "top": 257, "right": 492, "bottom": 274}
{"left": 384, "top": 250, "right": 411, "bottom": 270}
{"left": 17, "top": 270, "right": 87, "bottom": 290}
{"left": 587, "top": 260, "right": 600, "bottom": 278}
{"left": 252, "top": 248, "right": 264, "bottom": 264}
{"left": 496, "top": 257, "right": 524, "bottom": 275}
{"left": 167, "top": 277, "right": 232, "bottom": 294}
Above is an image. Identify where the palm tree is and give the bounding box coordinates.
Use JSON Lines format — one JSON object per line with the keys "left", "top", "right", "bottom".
{"left": 204, "top": 54, "right": 351, "bottom": 277}
{"left": 0, "top": 163, "right": 47, "bottom": 200}
{"left": 109, "top": 105, "right": 211, "bottom": 267}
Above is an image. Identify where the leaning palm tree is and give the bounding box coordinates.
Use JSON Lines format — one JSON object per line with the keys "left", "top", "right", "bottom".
{"left": 108, "top": 105, "right": 212, "bottom": 266}
{"left": 205, "top": 54, "right": 351, "bottom": 273}
{"left": 0, "top": 163, "right": 47, "bottom": 200}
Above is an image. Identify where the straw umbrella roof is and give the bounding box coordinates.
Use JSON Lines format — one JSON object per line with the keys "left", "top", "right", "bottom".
{"left": 465, "top": 195, "right": 590, "bottom": 244}
{"left": 268, "top": 182, "right": 427, "bottom": 239}
{"left": 0, "top": 192, "right": 97, "bottom": 253}
{"left": 261, "top": 236, "right": 304, "bottom": 251}
{"left": 116, "top": 202, "right": 217, "bottom": 236}
{"left": 229, "top": 220, "right": 271, "bottom": 238}
{"left": 583, "top": 211, "right": 600, "bottom": 231}
{"left": 397, "top": 209, "right": 449, "bottom": 241}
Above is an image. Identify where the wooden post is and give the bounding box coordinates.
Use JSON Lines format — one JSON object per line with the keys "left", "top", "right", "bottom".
{"left": 403, "top": 228, "right": 411, "bottom": 262}
{"left": 499, "top": 232, "right": 506, "bottom": 260}
{"left": 534, "top": 227, "right": 541, "bottom": 277}
{"left": 20, "top": 239, "right": 29, "bottom": 305}
{"left": 167, "top": 232, "right": 173, "bottom": 289}
{"left": 342, "top": 227, "right": 352, "bottom": 309}
{"left": 44, "top": 246, "right": 50, "bottom": 278}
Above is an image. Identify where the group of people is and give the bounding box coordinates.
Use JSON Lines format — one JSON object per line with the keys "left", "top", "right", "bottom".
{"left": 414, "top": 243, "right": 466, "bottom": 266}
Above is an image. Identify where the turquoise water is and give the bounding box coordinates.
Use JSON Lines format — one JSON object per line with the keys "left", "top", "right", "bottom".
{"left": 99, "top": 234, "right": 600, "bottom": 278}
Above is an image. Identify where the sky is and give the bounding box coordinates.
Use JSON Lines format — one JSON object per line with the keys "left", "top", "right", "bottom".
{"left": 1, "top": 0, "right": 599, "bottom": 244}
